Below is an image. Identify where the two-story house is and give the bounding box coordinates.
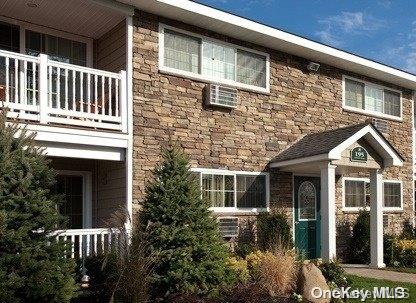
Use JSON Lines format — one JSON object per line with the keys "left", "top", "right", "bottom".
{"left": 1, "top": 0, "right": 415, "bottom": 268}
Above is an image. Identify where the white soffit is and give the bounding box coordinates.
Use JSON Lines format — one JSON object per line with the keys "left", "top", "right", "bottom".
{"left": 0, "top": 0, "right": 130, "bottom": 39}
{"left": 119, "top": 0, "right": 416, "bottom": 90}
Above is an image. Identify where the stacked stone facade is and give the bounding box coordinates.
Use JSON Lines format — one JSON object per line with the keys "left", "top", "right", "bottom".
{"left": 132, "top": 10, "right": 414, "bottom": 259}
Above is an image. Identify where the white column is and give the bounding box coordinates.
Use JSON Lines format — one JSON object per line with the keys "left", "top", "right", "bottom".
{"left": 370, "top": 169, "right": 385, "bottom": 268}
{"left": 320, "top": 162, "right": 337, "bottom": 261}
{"left": 38, "top": 54, "right": 49, "bottom": 124}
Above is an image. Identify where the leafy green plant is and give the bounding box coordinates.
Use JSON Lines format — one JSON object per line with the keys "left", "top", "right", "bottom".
{"left": 393, "top": 239, "right": 416, "bottom": 267}
{"left": 348, "top": 210, "right": 370, "bottom": 264}
{"left": 400, "top": 220, "right": 416, "bottom": 240}
{"left": 139, "top": 146, "right": 235, "bottom": 299}
{"left": 318, "top": 260, "right": 351, "bottom": 288}
{"left": 257, "top": 212, "right": 293, "bottom": 251}
{"left": 0, "top": 110, "right": 77, "bottom": 303}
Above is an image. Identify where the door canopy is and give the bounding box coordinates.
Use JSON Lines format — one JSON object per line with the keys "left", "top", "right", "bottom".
{"left": 271, "top": 123, "right": 403, "bottom": 169}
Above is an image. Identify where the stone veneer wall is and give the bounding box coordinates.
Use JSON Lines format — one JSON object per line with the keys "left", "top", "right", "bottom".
{"left": 131, "top": 10, "right": 414, "bottom": 259}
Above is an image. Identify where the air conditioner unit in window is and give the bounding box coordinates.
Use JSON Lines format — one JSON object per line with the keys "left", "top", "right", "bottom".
{"left": 371, "top": 118, "right": 389, "bottom": 133}
{"left": 218, "top": 217, "right": 239, "bottom": 238}
{"left": 205, "top": 84, "right": 238, "bottom": 108}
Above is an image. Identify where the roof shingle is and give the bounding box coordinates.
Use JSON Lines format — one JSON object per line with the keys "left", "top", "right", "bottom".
{"left": 271, "top": 123, "right": 370, "bottom": 163}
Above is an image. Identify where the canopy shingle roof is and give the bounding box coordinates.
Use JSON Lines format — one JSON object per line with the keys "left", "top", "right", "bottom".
{"left": 272, "top": 123, "right": 396, "bottom": 163}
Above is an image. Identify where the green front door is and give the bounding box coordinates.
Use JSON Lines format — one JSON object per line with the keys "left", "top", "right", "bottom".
{"left": 294, "top": 176, "right": 321, "bottom": 259}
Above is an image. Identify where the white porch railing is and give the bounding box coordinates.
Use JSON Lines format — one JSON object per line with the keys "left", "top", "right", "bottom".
{"left": 0, "top": 50, "right": 127, "bottom": 132}
{"left": 53, "top": 228, "right": 124, "bottom": 259}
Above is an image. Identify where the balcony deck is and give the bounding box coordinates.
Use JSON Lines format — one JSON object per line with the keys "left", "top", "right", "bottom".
{"left": 0, "top": 50, "right": 127, "bottom": 132}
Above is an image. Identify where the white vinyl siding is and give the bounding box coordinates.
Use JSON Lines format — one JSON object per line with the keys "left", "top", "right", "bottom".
{"left": 343, "top": 76, "right": 402, "bottom": 119}
{"left": 159, "top": 24, "right": 269, "bottom": 92}
{"left": 343, "top": 178, "right": 402, "bottom": 211}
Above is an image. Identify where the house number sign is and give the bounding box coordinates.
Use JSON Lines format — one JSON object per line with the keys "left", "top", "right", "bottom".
{"left": 350, "top": 147, "right": 368, "bottom": 162}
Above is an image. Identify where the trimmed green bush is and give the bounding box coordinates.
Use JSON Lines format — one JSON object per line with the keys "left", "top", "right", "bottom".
{"left": 257, "top": 212, "right": 293, "bottom": 251}
{"left": 348, "top": 210, "right": 370, "bottom": 264}
{"left": 139, "top": 146, "right": 235, "bottom": 299}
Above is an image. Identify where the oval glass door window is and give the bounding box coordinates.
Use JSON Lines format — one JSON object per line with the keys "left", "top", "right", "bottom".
{"left": 298, "top": 181, "right": 316, "bottom": 220}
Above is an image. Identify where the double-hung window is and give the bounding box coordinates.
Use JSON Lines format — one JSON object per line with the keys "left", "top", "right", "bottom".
{"left": 343, "top": 77, "right": 401, "bottom": 119}
{"left": 343, "top": 178, "right": 402, "bottom": 210}
{"left": 160, "top": 25, "right": 269, "bottom": 92}
{"left": 193, "top": 169, "right": 268, "bottom": 211}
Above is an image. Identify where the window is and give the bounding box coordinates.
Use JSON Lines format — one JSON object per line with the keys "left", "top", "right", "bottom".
{"left": 194, "top": 169, "right": 268, "bottom": 210}
{"left": 383, "top": 182, "right": 402, "bottom": 209}
{"left": 56, "top": 175, "right": 84, "bottom": 229}
{"left": 236, "top": 174, "right": 266, "bottom": 208}
{"left": 0, "top": 21, "right": 19, "bottom": 52}
{"left": 237, "top": 50, "right": 267, "bottom": 88}
{"left": 343, "top": 77, "right": 402, "bottom": 119}
{"left": 202, "top": 41, "right": 235, "bottom": 80}
{"left": 343, "top": 178, "right": 402, "bottom": 210}
{"left": 26, "top": 30, "right": 87, "bottom": 66}
{"left": 163, "top": 29, "right": 200, "bottom": 73}
{"left": 202, "top": 174, "right": 234, "bottom": 207}
{"left": 160, "top": 25, "right": 269, "bottom": 91}
{"left": 298, "top": 181, "right": 317, "bottom": 220}
{"left": 344, "top": 179, "right": 370, "bottom": 208}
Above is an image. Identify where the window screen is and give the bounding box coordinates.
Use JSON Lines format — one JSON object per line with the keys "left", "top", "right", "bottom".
{"left": 236, "top": 175, "right": 266, "bottom": 208}
{"left": 202, "top": 41, "right": 235, "bottom": 80}
{"left": 383, "top": 182, "right": 401, "bottom": 208}
{"left": 237, "top": 50, "right": 266, "bottom": 88}
{"left": 383, "top": 90, "right": 400, "bottom": 117}
{"left": 25, "top": 30, "right": 87, "bottom": 66}
{"left": 345, "top": 79, "right": 364, "bottom": 109}
{"left": 164, "top": 29, "right": 200, "bottom": 73}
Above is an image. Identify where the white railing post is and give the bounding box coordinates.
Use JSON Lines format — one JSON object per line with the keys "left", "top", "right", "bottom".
{"left": 119, "top": 70, "right": 127, "bottom": 133}
{"left": 38, "top": 54, "right": 48, "bottom": 124}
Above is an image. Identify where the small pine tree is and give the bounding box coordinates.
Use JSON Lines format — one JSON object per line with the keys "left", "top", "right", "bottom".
{"left": 0, "top": 111, "right": 77, "bottom": 303}
{"left": 139, "top": 146, "right": 233, "bottom": 299}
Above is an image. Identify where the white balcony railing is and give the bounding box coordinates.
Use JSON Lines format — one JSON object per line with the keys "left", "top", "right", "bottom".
{"left": 0, "top": 50, "right": 127, "bottom": 132}
{"left": 53, "top": 228, "right": 123, "bottom": 259}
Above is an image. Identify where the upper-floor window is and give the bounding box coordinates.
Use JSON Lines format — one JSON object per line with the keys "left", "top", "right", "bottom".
{"left": 343, "top": 178, "right": 402, "bottom": 211}
{"left": 0, "top": 21, "right": 19, "bottom": 52}
{"left": 343, "top": 76, "right": 402, "bottom": 120}
{"left": 26, "top": 30, "right": 87, "bottom": 66}
{"left": 192, "top": 169, "right": 269, "bottom": 212}
{"left": 160, "top": 24, "right": 270, "bottom": 92}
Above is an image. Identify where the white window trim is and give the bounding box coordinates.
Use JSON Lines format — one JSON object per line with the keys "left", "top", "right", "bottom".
{"left": 57, "top": 170, "right": 93, "bottom": 229}
{"left": 191, "top": 168, "right": 270, "bottom": 213}
{"left": 383, "top": 179, "right": 404, "bottom": 212}
{"left": 0, "top": 15, "right": 94, "bottom": 67}
{"left": 159, "top": 23, "right": 270, "bottom": 94}
{"left": 342, "top": 177, "right": 403, "bottom": 212}
{"left": 342, "top": 75, "right": 403, "bottom": 121}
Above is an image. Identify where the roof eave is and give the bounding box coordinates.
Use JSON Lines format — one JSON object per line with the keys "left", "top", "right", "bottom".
{"left": 119, "top": 0, "right": 416, "bottom": 90}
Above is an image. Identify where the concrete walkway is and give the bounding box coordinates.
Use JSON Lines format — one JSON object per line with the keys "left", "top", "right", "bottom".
{"left": 344, "top": 266, "right": 416, "bottom": 284}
